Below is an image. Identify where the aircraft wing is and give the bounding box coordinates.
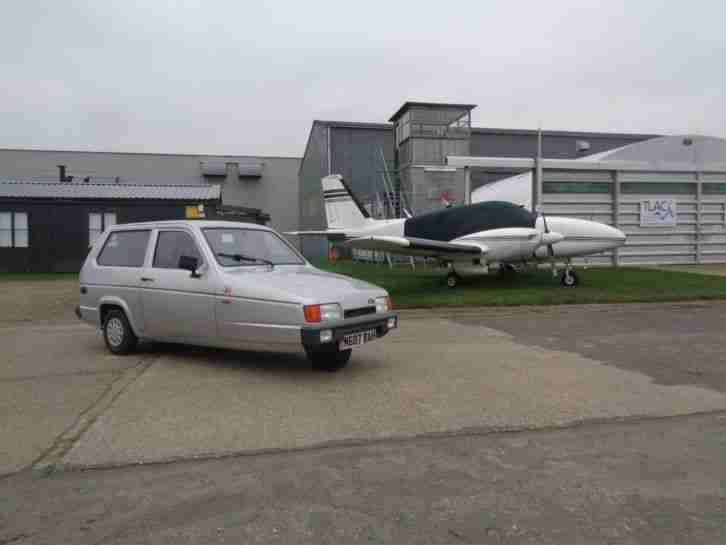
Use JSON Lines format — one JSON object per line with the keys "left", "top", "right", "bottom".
{"left": 284, "top": 229, "right": 350, "bottom": 241}
{"left": 345, "top": 236, "right": 488, "bottom": 259}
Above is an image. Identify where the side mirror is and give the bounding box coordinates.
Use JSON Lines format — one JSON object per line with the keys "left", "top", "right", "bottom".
{"left": 178, "top": 255, "right": 201, "bottom": 278}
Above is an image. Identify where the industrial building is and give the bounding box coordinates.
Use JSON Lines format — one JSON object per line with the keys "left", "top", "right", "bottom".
{"left": 0, "top": 182, "right": 222, "bottom": 273}
{"left": 298, "top": 101, "right": 658, "bottom": 259}
{"left": 3, "top": 100, "right": 725, "bottom": 272}
{"left": 464, "top": 135, "right": 726, "bottom": 265}
{"left": 0, "top": 149, "right": 300, "bottom": 272}
{"left": 298, "top": 101, "right": 726, "bottom": 265}
{"left": 0, "top": 148, "right": 300, "bottom": 231}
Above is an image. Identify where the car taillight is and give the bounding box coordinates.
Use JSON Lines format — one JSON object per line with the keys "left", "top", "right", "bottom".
{"left": 304, "top": 304, "right": 321, "bottom": 323}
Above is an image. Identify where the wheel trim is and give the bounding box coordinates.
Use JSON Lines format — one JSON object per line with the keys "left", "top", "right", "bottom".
{"left": 106, "top": 317, "right": 125, "bottom": 347}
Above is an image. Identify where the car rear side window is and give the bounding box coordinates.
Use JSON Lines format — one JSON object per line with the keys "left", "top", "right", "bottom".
{"left": 153, "top": 230, "right": 203, "bottom": 269}
{"left": 97, "top": 230, "right": 151, "bottom": 267}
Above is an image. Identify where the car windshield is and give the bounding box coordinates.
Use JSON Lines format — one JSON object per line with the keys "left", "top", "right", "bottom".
{"left": 202, "top": 227, "right": 305, "bottom": 267}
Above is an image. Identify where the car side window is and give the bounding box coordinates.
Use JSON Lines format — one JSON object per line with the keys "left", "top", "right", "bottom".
{"left": 97, "top": 230, "right": 151, "bottom": 267}
{"left": 153, "top": 230, "right": 203, "bottom": 269}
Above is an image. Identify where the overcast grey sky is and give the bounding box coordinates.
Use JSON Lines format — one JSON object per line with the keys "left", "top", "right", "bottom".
{"left": 1, "top": 1, "right": 724, "bottom": 156}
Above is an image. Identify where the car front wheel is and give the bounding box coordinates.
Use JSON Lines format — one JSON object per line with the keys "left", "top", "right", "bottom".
{"left": 305, "top": 344, "right": 352, "bottom": 372}
{"left": 103, "top": 309, "right": 138, "bottom": 355}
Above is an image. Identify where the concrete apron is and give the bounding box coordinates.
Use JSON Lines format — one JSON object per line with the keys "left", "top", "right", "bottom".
{"left": 59, "top": 314, "right": 726, "bottom": 470}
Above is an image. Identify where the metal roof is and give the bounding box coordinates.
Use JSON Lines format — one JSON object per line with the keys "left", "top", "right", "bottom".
{"left": 471, "top": 127, "right": 659, "bottom": 139}
{"left": 314, "top": 120, "right": 393, "bottom": 130}
{"left": 389, "top": 102, "right": 477, "bottom": 122}
{"left": 313, "top": 119, "right": 658, "bottom": 141}
{"left": 0, "top": 181, "right": 221, "bottom": 201}
{"left": 0, "top": 147, "right": 300, "bottom": 161}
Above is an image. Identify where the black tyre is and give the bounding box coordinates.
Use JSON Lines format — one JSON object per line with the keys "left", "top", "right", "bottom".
{"left": 305, "top": 344, "right": 352, "bottom": 372}
{"left": 560, "top": 270, "right": 579, "bottom": 288}
{"left": 446, "top": 272, "right": 460, "bottom": 289}
{"left": 103, "top": 308, "right": 138, "bottom": 355}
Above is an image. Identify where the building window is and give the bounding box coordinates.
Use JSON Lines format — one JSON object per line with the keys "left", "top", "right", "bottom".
{"left": 703, "top": 183, "right": 726, "bottom": 194}
{"left": 0, "top": 212, "right": 29, "bottom": 248}
{"left": 621, "top": 182, "right": 696, "bottom": 195}
{"left": 89, "top": 212, "right": 117, "bottom": 246}
{"left": 543, "top": 182, "right": 611, "bottom": 194}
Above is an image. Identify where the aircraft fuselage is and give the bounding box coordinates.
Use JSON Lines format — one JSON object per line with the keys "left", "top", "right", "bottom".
{"left": 346, "top": 202, "right": 625, "bottom": 265}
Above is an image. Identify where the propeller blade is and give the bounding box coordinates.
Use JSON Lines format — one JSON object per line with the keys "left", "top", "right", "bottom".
{"left": 539, "top": 210, "right": 555, "bottom": 257}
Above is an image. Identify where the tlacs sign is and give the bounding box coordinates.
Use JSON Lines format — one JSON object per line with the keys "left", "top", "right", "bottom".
{"left": 640, "top": 199, "right": 677, "bottom": 227}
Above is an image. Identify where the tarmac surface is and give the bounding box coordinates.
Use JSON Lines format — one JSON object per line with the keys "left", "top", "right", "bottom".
{"left": 3, "top": 412, "right": 726, "bottom": 545}
{"left": 2, "top": 303, "right": 726, "bottom": 475}
{"left": 2, "top": 279, "right": 726, "bottom": 543}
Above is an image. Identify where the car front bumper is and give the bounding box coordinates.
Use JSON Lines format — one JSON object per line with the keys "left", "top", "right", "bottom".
{"left": 300, "top": 311, "right": 398, "bottom": 348}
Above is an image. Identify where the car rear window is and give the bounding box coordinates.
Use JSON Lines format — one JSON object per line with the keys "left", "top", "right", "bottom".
{"left": 97, "top": 230, "right": 151, "bottom": 267}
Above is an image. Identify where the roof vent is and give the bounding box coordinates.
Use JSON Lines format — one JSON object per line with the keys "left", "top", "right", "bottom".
{"left": 238, "top": 162, "right": 263, "bottom": 178}
{"left": 200, "top": 161, "right": 263, "bottom": 179}
{"left": 576, "top": 140, "right": 591, "bottom": 153}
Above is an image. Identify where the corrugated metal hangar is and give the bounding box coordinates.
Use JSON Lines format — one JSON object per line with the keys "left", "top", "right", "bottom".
{"left": 298, "top": 101, "right": 726, "bottom": 265}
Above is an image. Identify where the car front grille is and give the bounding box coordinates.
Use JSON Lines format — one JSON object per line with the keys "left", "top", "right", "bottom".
{"left": 344, "top": 306, "right": 376, "bottom": 319}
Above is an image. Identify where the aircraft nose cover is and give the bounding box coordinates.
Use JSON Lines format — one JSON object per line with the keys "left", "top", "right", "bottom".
{"left": 593, "top": 222, "right": 627, "bottom": 246}
{"left": 611, "top": 227, "right": 627, "bottom": 246}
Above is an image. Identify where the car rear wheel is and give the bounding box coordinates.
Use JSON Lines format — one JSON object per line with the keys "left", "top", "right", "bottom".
{"left": 305, "top": 344, "right": 352, "bottom": 372}
{"left": 103, "top": 309, "right": 138, "bottom": 355}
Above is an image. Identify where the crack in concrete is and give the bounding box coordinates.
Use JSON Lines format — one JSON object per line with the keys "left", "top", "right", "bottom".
{"left": 0, "top": 369, "right": 129, "bottom": 384}
{"left": 29, "top": 355, "right": 157, "bottom": 476}
{"left": 52, "top": 408, "right": 726, "bottom": 475}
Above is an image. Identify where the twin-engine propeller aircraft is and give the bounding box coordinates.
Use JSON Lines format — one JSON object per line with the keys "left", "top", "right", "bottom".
{"left": 287, "top": 175, "right": 626, "bottom": 288}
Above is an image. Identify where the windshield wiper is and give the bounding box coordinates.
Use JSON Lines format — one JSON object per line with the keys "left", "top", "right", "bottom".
{"left": 217, "top": 252, "right": 275, "bottom": 269}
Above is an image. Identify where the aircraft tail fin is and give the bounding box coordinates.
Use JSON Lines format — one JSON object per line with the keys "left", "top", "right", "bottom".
{"left": 322, "top": 175, "right": 371, "bottom": 229}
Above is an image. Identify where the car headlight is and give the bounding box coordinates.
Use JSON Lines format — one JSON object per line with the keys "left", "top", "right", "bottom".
{"left": 303, "top": 303, "right": 342, "bottom": 323}
{"left": 320, "top": 303, "right": 342, "bottom": 321}
{"left": 375, "top": 296, "right": 392, "bottom": 313}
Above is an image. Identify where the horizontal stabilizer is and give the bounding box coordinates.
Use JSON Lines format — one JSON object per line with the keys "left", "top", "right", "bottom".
{"left": 346, "top": 236, "right": 487, "bottom": 259}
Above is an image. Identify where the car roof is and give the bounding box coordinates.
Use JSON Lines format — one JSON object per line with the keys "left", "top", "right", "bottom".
{"left": 109, "top": 220, "right": 272, "bottom": 231}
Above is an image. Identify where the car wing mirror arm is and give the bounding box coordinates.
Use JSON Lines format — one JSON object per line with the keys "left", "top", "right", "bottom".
{"left": 178, "top": 255, "right": 203, "bottom": 278}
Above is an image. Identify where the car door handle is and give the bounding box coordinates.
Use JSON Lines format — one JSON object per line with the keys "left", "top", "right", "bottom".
{"left": 140, "top": 277, "right": 155, "bottom": 282}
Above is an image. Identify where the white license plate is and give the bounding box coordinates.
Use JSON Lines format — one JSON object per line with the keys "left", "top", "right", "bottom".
{"left": 340, "top": 328, "right": 377, "bottom": 349}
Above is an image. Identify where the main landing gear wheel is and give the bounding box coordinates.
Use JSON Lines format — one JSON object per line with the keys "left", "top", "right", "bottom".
{"left": 560, "top": 269, "right": 579, "bottom": 288}
{"left": 446, "top": 272, "right": 461, "bottom": 289}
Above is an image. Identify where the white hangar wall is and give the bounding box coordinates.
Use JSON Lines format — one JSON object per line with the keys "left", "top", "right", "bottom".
{"left": 463, "top": 135, "right": 726, "bottom": 266}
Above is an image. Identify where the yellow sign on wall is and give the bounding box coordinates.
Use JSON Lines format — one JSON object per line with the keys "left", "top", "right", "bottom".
{"left": 185, "top": 204, "right": 205, "bottom": 219}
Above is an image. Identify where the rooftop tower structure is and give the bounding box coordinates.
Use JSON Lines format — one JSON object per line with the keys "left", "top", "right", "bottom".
{"left": 389, "top": 102, "right": 476, "bottom": 213}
